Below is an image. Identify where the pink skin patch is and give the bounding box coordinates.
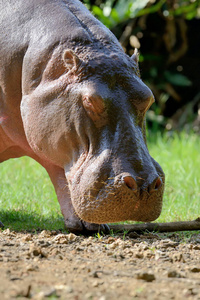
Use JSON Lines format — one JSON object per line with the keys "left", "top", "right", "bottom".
{"left": 0, "top": 115, "right": 8, "bottom": 125}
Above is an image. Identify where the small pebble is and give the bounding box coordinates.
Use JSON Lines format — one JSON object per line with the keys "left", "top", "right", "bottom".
{"left": 136, "top": 272, "right": 155, "bottom": 282}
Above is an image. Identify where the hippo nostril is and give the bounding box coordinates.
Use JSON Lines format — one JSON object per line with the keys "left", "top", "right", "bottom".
{"left": 155, "top": 177, "right": 162, "bottom": 189}
{"left": 148, "top": 177, "right": 162, "bottom": 193}
{"left": 123, "top": 176, "right": 137, "bottom": 191}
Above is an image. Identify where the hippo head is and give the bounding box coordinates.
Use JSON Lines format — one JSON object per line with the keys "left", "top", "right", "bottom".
{"left": 63, "top": 49, "right": 165, "bottom": 224}
{"left": 21, "top": 47, "right": 164, "bottom": 225}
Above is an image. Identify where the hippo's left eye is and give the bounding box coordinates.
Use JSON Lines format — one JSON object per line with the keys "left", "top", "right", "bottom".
{"left": 139, "top": 97, "right": 154, "bottom": 113}
{"left": 133, "top": 94, "right": 155, "bottom": 114}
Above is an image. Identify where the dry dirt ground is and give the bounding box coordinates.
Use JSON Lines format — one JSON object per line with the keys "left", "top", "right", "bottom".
{"left": 0, "top": 228, "right": 200, "bottom": 300}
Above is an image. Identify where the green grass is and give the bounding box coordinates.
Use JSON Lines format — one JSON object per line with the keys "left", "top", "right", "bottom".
{"left": 0, "top": 158, "right": 63, "bottom": 231}
{"left": 0, "top": 131, "right": 199, "bottom": 231}
{"left": 148, "top": 131, "right": 200, "bottom": 223}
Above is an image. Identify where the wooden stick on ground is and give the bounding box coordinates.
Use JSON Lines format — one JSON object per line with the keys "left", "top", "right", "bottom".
{"left": 109, "top": 218, "right": 200, "bottom": 233}
{"left": 1, "top": 219, "right": 200, "bottom": 233}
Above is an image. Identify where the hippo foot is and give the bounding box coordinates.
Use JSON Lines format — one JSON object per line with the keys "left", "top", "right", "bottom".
{"left": 65, "top": 219, "right": 110, "bottom": 235}
{"left": 0, "top": 221, "right": 4, "bottom": 229}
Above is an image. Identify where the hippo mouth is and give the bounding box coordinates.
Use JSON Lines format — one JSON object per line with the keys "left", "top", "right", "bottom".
{"left": 69, "top": 173, "right": 164, "bottom": 224}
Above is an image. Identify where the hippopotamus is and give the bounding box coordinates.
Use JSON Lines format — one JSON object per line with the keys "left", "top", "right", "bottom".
{"left": 0, "top": 0, "right": 165, "bottom": 233}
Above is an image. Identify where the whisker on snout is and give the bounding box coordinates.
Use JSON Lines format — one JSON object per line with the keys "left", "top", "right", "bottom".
{"left": 135, "top": 176, "right": 145, "bottom": 181}
{"left": 63, "top": 184, "right": 69, "bottom": 190}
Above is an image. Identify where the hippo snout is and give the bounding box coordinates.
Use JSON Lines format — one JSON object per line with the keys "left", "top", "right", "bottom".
{"left": 69, "top": 169, "right": 164, "bottom": 224}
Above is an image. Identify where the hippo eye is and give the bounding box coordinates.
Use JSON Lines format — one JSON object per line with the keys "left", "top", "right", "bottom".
{"left": 82, "top": 96, "right": 105, "bottom": 114}
{"left": 139, "top": 97, "right": 154, "bottom": 113}
{"left": 82, "top": 95, "right": 107, "bottom": 127}
{"left": 83, "top": 96, "right": 93, "bottom": 110}
{"left": 133, "top": 93, "right": 155, "bottom": 114}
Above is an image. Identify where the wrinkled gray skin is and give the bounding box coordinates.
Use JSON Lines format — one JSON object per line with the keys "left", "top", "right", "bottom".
{"left": 0, "top": 0, "right": 165, "bottom": 233}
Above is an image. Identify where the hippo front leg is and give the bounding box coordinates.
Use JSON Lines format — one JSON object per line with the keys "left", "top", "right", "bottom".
{"left": 44, "top": 164, "right": 109, "bottom": 234}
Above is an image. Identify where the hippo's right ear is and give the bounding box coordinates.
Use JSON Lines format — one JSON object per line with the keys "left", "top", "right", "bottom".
{"left": 63, "top": 49, "right": 81, "bottom": 71}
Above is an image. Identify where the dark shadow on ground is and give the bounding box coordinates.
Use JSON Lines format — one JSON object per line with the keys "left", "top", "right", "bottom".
{"left": 0, "top": 209, "right": 65, "bottom": 232}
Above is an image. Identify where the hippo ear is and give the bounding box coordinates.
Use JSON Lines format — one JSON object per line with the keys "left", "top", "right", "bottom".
{"left": 131, "top": 48, "right": 140, "bottom": 77}
{"left": 63, "top": 49, "right": 81, "bottom": 71}
{"left": 131, "top": 48, "right": 139, "bottom": 64}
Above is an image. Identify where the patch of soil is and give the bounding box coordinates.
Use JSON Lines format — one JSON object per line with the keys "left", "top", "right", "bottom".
{"left": 0, "top": 229, "right": 200, "bottom": 300}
